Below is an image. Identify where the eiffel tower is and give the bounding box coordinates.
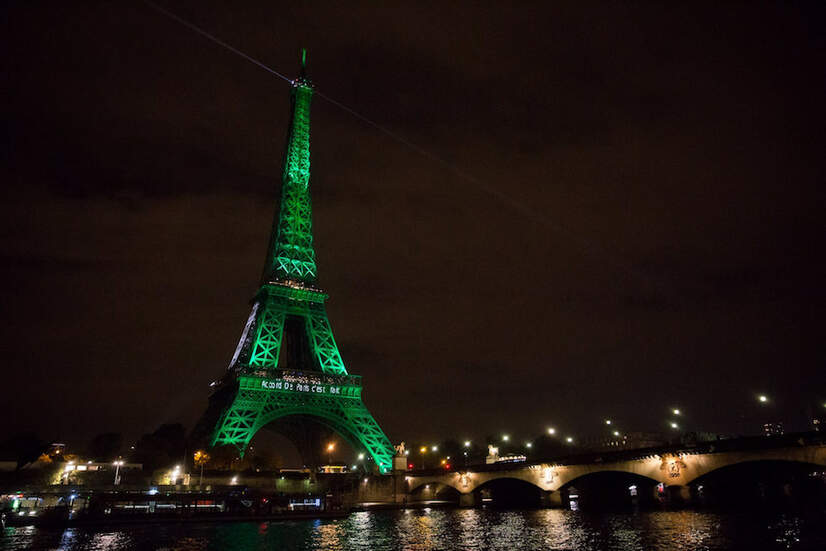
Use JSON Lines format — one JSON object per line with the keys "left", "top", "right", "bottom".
{"left": 195, "top": 51, "right": 395, "bottom": 473}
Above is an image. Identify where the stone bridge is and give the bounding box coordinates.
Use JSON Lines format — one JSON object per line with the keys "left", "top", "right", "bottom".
{"left": 403, "top": 434, "right": 826, "bottom": 506}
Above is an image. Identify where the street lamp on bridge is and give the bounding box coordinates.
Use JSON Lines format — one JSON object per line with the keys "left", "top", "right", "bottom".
{"left": 112, "top": 460, "right": 124, "bottom": 485}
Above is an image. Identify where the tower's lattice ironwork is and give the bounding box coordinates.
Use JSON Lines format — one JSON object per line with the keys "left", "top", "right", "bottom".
{"left": 200, "top": 54, "right": 394, "bottom": 473}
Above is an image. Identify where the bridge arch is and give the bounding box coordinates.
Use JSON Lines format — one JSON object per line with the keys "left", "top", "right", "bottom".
{"left": 473, "top": 477, "right": 547, "bottom": 508}
{"left": 686, "top": 458, "right": 826, "bottom": 507}
{"left": 407, "top": 476, "right": 464, "bottom": 494}
{"left": 557, "top": 469, "right": 661, "bottom": 490}
{"left": 472, "top": 476, "right": 545, "bottom": 492}
{"left": 557, "top": 470, "right": 662, "bottom": 510}
{"left": 408, "top": 481, "right": 462, "bottom": 504}
{"left": 681, "top": 452, "right": 826, "bottom": 485}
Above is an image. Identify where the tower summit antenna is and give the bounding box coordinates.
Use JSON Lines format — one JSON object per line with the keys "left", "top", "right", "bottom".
{"left": 300, "top": 48, "right": 307, "bottom": 76}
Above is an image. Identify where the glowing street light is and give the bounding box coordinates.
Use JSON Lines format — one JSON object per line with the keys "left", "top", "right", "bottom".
{"left": 167, "top": 464, "right": 182, "bottom": 485}
{"left": 525, "top": 442, "right": 533, "bottom": 449}
{"left": 605, "top": 419, "right": 612, "bottom": 425}
{"left": 502, "top": 435, "right": 509, "bottom": 442}
{"left": 547, "top": 427, "right": 556, "bottom": 435}
{"left": 194, "top": 450, "right": 210, "bottom": 486}
{"left": 670, "top": 422, "right": 679, "bottom": 429}
{"left": 464, "top": 441, "right": 471, "bottom": 447}
{"left": 112, "top": 460, "right": 124, "bottom": 486}
{"left": 612, "top": 431, "right": 620, "bottom": 437}
{"left": 431, "top": 445, "right": 438, "bottom": 452}
{"left": 758, "top": 395, "right": 769, "bottom": 403}
{"left": 326, "top": 442, "right": 335, "bottom": 464}
{"left": 566, "top": 436, "right": 574, "bottom": 443}
{"left": 358, "top": 453, "right": 365, "bottom": 460}
{"left": 672, "top": 409, "right": 681, "bottom": 415}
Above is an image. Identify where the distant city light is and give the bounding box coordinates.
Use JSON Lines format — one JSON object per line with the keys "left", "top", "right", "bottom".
{"left": 613, "top": 431, "right": 620, "bottom": 437}
{"left": 526, "top": 442, "right": 533, "bottom": 448}
{"left": 547, "top": 428, "right": 556, "bottom": 435}
{"left": 431, "top": 445, "right": 438, "bottom": 452}
{"left": 670, "top": 422, "right": 679, "bottom": 429}
{"left": 358, "top": 453, "right": 365, "bottom": 460}
{"left": 758, "top": 395, "right": 769, "bottom": 403}
{"left": 566, "top": 437, "right": 574, "bottom": 443}
{"left": 605, "top": 420, "right": 612, "bottom": 425}
{"left": 464, "top": 441, "right": 471, "bottom": 447}
{"left": 502, "top": 435, "right": 509, "bottom": 442}
{"left": 673, "top": 409, "right": 681, "bottom": 415}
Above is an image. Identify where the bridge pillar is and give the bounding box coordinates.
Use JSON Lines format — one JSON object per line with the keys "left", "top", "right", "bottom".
{"left": 459, "top": 492, "right": 477, "bottom": 507}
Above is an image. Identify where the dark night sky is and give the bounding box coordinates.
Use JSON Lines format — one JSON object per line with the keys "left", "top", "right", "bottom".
{"left": 2, "top": 2, "right": 825, "bottom": 452}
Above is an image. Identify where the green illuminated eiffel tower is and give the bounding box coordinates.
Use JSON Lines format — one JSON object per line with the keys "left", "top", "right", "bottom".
{"left": 200, "top": 52, "right": 395, "bottom": 473}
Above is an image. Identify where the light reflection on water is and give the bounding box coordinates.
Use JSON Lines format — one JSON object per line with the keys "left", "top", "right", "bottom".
{"left": 2, "top": 508, "right": 825, "bottom": 550}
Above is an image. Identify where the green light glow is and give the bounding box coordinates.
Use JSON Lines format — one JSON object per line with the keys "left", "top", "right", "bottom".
{"left": 210, "top": 59, "right": 394, "bottom": 473}
{"left": 265, "top": 77, "right": 317, "bottom": 283}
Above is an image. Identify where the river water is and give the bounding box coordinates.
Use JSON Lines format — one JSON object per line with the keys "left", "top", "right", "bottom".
{"left": 3, "top": 508, "right": 826, "bottom": 550}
